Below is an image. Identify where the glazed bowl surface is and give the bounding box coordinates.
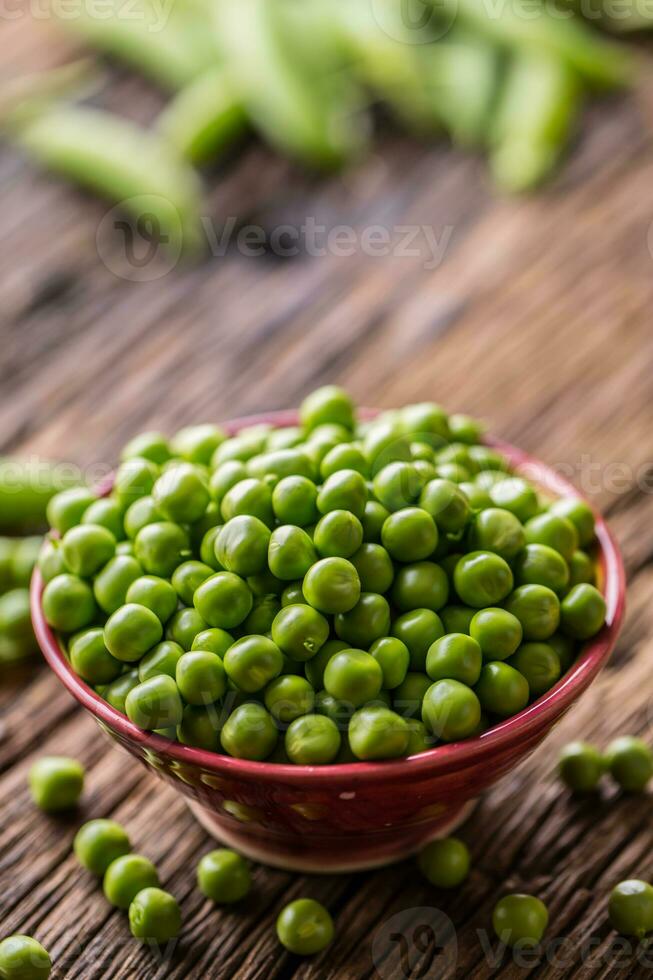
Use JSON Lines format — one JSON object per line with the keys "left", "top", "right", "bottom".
{"left": 31, "top": 411, "right": 625, "bottom": 872}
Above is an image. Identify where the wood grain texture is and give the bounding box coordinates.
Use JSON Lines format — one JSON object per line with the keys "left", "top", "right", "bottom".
{"left": 2, "top": 20, "right": 653, "bottom": 980}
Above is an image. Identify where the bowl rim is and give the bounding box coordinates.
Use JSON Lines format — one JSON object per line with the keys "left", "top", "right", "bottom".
{"left": 32, "top": 410, "right": 626, "bottom": 787}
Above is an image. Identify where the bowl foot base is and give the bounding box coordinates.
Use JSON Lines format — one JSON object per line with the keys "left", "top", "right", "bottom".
{"left": 187, "top": 797, "right": 478, "bottom": 873}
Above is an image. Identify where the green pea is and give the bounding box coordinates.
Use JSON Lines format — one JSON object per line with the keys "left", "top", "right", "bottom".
{"left": 167, "top": 607, "right": 208, "bottom": 649}
{"left": 105, "top": 603, "right": 163, "bottom": 662}
{"left": 361, "top": 500, "right": 391, "bottom": 542}
{"left": 103, "top": 669, "right": 140, "bottom": 713}
{"left": 199, "top": 526, "right": 223, "bottom": 571}
{"left": 134, "top": 521, "right": 190, "bottom": 577}
{"left": 320, "top": 443, "right": 369, "bottom": 480}
{"left": 152, "top": 462, "right": 210, "bottom": 524}
{"left": 609, "top": 880, "right": 653, "bottom": 938}
{"left": 215, "top": 515, "right": 271, "bottom": 576}
{"left": 209, "top": 461, "right": 248, "bottom": 505}
{"left": 177, "top": 704, "right": 222, "bottom": 750}
{"left": 0, "top": 936, "right": 51, "bottom": 980}
{"left": 137, "top": 641, "right": 184, "bottom": 682}
{"left": 505, "top": 584, "right": 560, "bottom": 640}
{"left": 176, "top": 650, "right": 227, "bottom": 704}
{"left": 304, "top": 639, "right": 347, "bottom": 690}
{"left": 129, "top": 887, "right": 181, "bottom": 944}
{"left": 126, "top": 575, "right": 178, "bottom": 623}
{"left": 524, "top": 512, "right": 578, "bottom": 560}
{"left": 224, "top": 635, "right": 284, "bottom": 693}
{"left": 323, "top": 649, "right": 383, "bottom": 707}
{"left": 514, "top": 543, "right": 569, "bottom": 594}
{"left": 419, "top": 479, "right": 471, "bottom": 533}
{"left": 267, "top": 427, "right": 302, "bottom": 451}
{"left": 300, "top": 385, "right": 354, "bottom": 433}
{"left": 449, "top": 413, "right": 484, "bottom": 445}
{"left": 369, "top": 636, "right": 410, "bottom": 690}
{"left": 508, "top": 642, "right": 560, "bottom": 696}
{"left": 221, "top": 477, "right": 274, "bottom": 526}
{"left": 558, "top": 741, "right": 605, "bottom": 792}
{"left": 316, "top": 469, "right": 368, "bottom": 521}
{"left": 103, "top": 854, "right": 159, "bottom": 910}
{"left": 381, "top": 507, "right": 438, "bottom": 563}
{"left": 348, "top": 706, "right": 409, "bottom": 760}
{"left": 272, "top": 475, "right": 318, "bottom": 525}
{"left": 392, "top": 561, "right": 449, "bottom": 612}
{"left": 285, "top": 713, "right": 341, "bottom": 765}
{"left": 469, "top": 608, "right": 522, "bottom": 661}
{"left": 29, "top": 756, "right": 85, "bottom": 812}
{"left": 168, "top": 560, "right": 212, "bottom": 606}
{"left": 125, "top": 675, "right": 183, "bottom": 730}
{"left": 46, "top": 486, "right": 96, "bottom": 534}
{"left": 242, "top": 595, "right": 281, "bottom": 635}
{"left": 268, "top": 525, "right": 317, "bottom": 580}
{"left": 422, "top": 679, "right": 481, "bottom": 741}
{"left": 391, "top": 609, "right": 444, "bottom": 671}
{"left": 348, "top": 543, "right": 393, "bottom": 595}
{"left": 489, "top": 477, "right": 539, "bottom": 522}
{"left": 171, "top": 423, "right": 226, "bottom": 466}
{"left": 568, "top": 550, "right": 595, "bottom": 588}
{"left": 440, "top": 605, "right": 475, "bottom": 635}
{"left": 453, "top": 551, "right": 513, "bottom": 608}
{"left": 114, "top": 457, "right": 159, "bottom": 510}
{"left": 405, "top": 718, "right": 433, "bottom": 754}
{"left": 248, "top": 448, "right": 315, "bottom": 484}
{"left": 401, "top": 403, "right": 450, "bottom": 444}
{"left": 313, "top": 510, "right": 363, "bottom": 559}
{"left": 492, "top": 894, "right": 549, "bottom": 947}
{"left": 123, "top": 496, "right": 162, "bottom": 540}
{"left": 549, "top": 497, "right": 595, "bottom": 547}
{"left": 393, "top": 672, "right": 432, "bottom": 719}
{"left": 560, "top": 583, "right": 606, "bottom": 640}
{"left": 197, "top": 849, "right": 251, "bottom": 904}
{"left": 373, "top": 462, "right": 424, "bottom": 512}
{"left": 38, "top": 539, "right": 67, "bottom": 584}
{"left": 191, "top": 628, "right": 233, "bottom": 658}
{"left": 82, "top": 497, "right": 125, "bottom": 540}
{"left": 418, "top": 837, "right": 470, "bottom": 888}
{"left": 93, "top": 556, "right": 142, "bottom": 615}
{"left": 334, "top": 593, "right": 391, "bottom": 648}
{"left": 70, "top": 628, "right": 122, "bottom": 684}
{"left": 271, "top": 604, "right": 329, "bottom": 661}
{"left": 426, "top": 634, "right": 482, "bottom": 686}
{"left": 281, "top": 582, "right": 306, "bottom": 606}
{"left": 315, "top": 690, "right": 355, "bottom": 728}
{"left": 265, "top": 675, "right": 315, "bottom": 724}
{"left": 194, "top": 572, "right": 253, "bottom": 629}
{"left": 42, "top": 574, "right": 97, "bottom": 632}
{"left": 459, "top": 481, "right": 493, "bottom": 511}
{"left": 122, "top": 431, "right": 171, "bottom": 466}
{"left": 303, "top": 557, "right": 361, "bottom": 614}
{"left": 0, "top": 589, "right": 37, "bottom": 660}
{"left": 276, "top": 898, "right": 334, "bottom": 955}
{"left": 475, "top": 662, "right": 529, "bottom": 717}
{"left": 467, "top": 507, "right": 525, "bottom": 561}
{"left": 606, "top": 736, "right": 653, "bottom": 792}
{"left": 220, "top": 702, "right": 278, "bottom": 760}
{"left": 74, "top": 818, "right": 131, "bottom": 875}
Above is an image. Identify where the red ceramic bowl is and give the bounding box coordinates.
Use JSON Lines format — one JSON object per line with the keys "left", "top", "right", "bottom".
{"left": 32, "top": 412, "right": 625, "bottom": 873}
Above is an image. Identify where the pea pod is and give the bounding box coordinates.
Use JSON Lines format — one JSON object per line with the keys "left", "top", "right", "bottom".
{"left": 157, "top": 67, "right": 247, "bottom": 164}
{"left": 213, "top": 0, "right": 368, "bottom": 168}
{"left": 6, "top": 105, "right": 203, "bottom": 252}
{"left": 490, "top": 53, "right": 581, "bottom": 191}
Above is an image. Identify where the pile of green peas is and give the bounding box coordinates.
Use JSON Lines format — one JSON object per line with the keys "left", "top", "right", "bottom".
{"left": 0, "top": 535, "right": 41, "bottom": 664}
{"left": 39, "top": 387, "right": 608, "bottom": 764}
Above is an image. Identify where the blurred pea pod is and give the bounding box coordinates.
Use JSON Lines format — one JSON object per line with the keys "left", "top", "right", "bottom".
{"left": 50, "top": 0, "right": 220, "bottom": 90}
{"left": 430, "top": 0, "right": 633, "bottom": 88}
{"left": 213, "top": 0, "right": 369, "bottom": 168}
{"left": 490, "top": 53, "right": 581, "bottom": 191}
{"left": 4, "top": 104, "right": 204, "bottom": 252}
{"left": 0, "top": 459, "right": 79, "bottom": 532}
{"left": 157, "top": 67, "right": 248, "bottom": 164}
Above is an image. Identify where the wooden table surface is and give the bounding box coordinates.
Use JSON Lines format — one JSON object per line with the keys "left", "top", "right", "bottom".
{"left": 3, "top": 20, "right": 653, "bottom": 979}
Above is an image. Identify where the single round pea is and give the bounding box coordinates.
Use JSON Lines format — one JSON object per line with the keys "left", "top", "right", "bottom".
{"left": 323, "top": 649, "right": 383, "bottom": 707}
{"left": 369, "top": 637, "right": 410, "bottom": 690}
{"left": 609, "top": 880, "right": 653, "bottom": 938}
{"left": 170, "top": 560, "right": 213, "bottom": 605}
{"left": 250, "top": 448, "right": 316, "bottom": 485}
{"left": 475, "top": 662, "right": 530, "bottom": 717}
{"left": 459, "top": 481, "right": 493, "bottom": 511}
{"left": 220, "top": 702, "right": 278, "bottom": 760}
{"left": 558, "top": 741, "right": 605, "bottom": 792}
{"left": 214, "top": 428, "right": 269, "bottom": 466}
{"left": 361, "top": 500, "right": 390, "bottom": 542}
{"left": 0, "top": 589, "right": 36, "bottom": 660}
{"left": 605, "top": 736, "right": 653, "bottom": 792}
{"left": 38, "top": 539, "right": 67, "bottom": 584}
{"left": 268, "top": 525, "right": 317, "bottom": 581}
{"left": 47, "top": 486, "right": 96, "bottom": 534}
{"left": 74, "top": 818, "right": 131, "bottom": 875}
{"left": 221, "top": 477, "right": 274, "bottom": 526}
{"left": 453, "top": 552, "right": 513, "bottom": 608}
{"left": 224, "top": 635, "right": 284, "bottom": 693}
{"left": 391, "top": 609, "right": 445, "bottom": 671}
{"left": 418, "top": 837, "right": 470, "bottom": 888}
{"left": 103, "top": 669, "right": 139, "bottom": 713}
{"left": 560, "top": 583, "right": 606, "bottom": 640}
{"left": 276, "top": 898, "right": 334, "bottom": 955}
{"left": 29, "top": 756, "right": 84, "bottom": 812}
{"left": 300, "top": 384, "right": 354, "bottom": 432}
{"left": 121, "top": 430, "right": 171, "bottom": 465}
{"left": 405, "top": 718, "right": 432, "bottom": 754}
{"left": 126, "top": 575, "right": 177, "bottom": 623}
{"left": 524, "top": 512, "right": 578, "bottom": 561}
{"left": 426, "top": 634, "right": 482, "bottom": 686}
{"left": 303, "top": 557, "right": 361, "bottom": 615}
{"left": 209, "top": 460, "right": 248, "bottom": 505}
{"left": 348, "top": 706, "right": 409, "bottom": 760}
{"left": 103, "top": 854, "right": 159, "bottom": 910}
{"left": 334, "top": 592, "right": 391, "bottom": 648}
{"left": 492, "top": 894, "right": 549, "bottom": 947}
{"left": 304, "top": 639, "right": 347, "bottom": 690}
{"left": 166, "top": 607, "right": 208, "bottom": 650}
{"left": 175, "top": 704, "right": 221, "bottom": 751}
{"left": 467, "top": 508, "right": 525, "bottom": 561}
{"left": 176, "top": 651, "right": 227, "bottom": 705}
{"left": 137, "top": 641, "right": 184, "bottom": 682}
{"left": 152, "top": 462, "right": 209, "bottom": 524}
{"left": 61, "top": 524, "right": 115, "bottom": 578}
{"left": 381, "top": 508, "right": 438, "bottom": 563}
{"left": 113, "top": 457, "right": 159, "bottom": 510}
{"left": 373, "top": 461, "right": 423, "bottom": 512}
{"left": 514, "top": 544, "right": 569, "bottom": 595}
{"left": 129, "top": 886, "right": 181, "bottom": 944}
{"left": 505, "top": 584, "right": 560, "bottom": 641}
{"left": 215, "top": 516, "right": 271, "bottom": 577}
{"left": 125, "top": 675, "right": 183, "bottom": 730}
{"left": 349, "top": 543, "right": 394, "bottom": 595}
{"left": 194, "top": 572, "right": 253, "bottom": 629}
{"left": 401, "top": 402, "right": 450, "bottom": 444}
{"left": 568, "top": 550, "right": 595, "bottom": 588}
{"left": 191, "top": 628, "right": 233, "bottom": 659}
{"left": 264, "top": 675, "right": 315, "bottom": 724}
{"left": 508, "top": 643, "right": 560, "bottom": 696}
{"left": 197, "top": 849, "right": 251, "bottom": 904}
{"left": 315, "top": 690, "right": 355, "bottom": 728}
{"left": 285, "top": 714, "right": 341, "bottom": 765}
{"left": 422, "top": 679, "right": 481, "bottom": 741}
{"left": 280, "top": 582, "right": 305, "bottom": 607}
{"left": 548, "top": 632, "right": 576, "bottom": 672}
{"left": 82, "top": 497, "right": 125, "bottom": 540}
{"left": 440, "top": 605, "right": 475, "bottom": 635}
{"left": 94, "top": 555, "right": 143, "bottom": 615}
{"left": 392, "top": 561, "right": 449, "bottom": 613}
{"left": 320, "top": 443, "right": 368, "bottom": 480}
{"left": 272, "top": 476, "right": 318, "bottom": 526}
{"left": 104, "top": 603, "right": 163, "bottom": 662}
{"left": 172, "top": 423, "right": 225, "bottom": 465}
{"left": 271, "top": 604, "right": 329, "bottom": 662}
{"left": 314, "top": 510, "right": 363, "bottom": 559}
{"left": 242, "top": 594, "right": 280, "bottom": 635}
{"left": 550, "top": 497, "right": 595, "bottom": 547}
{"left": 469, "top": 608, "right": 523, "bottom": 661}
{"left": 489, "top": 478, "right": 539, "bottom": 523}
{"left": 419, "top": 479, "right": 470, "bottom": 533}
{"left": 70, "top": 628, "right": 122, "bottom": 684}
{"left": 42, "top": 574, "right": 97, "bottom": 633}
{"left": 393, "top": 672, "right": 432, "bottom": 718}
{"left": 449, "top": 413, "right": 484, "bottom": 444}
{"left": 317, "top": 470, "right": 368, "bottom": 521}
{"left": 0, "top": 936, "right": 51, "bottom": 980}
{"left": 198, "top": 527, "right": 223, "bottom": 572}
{"left": 134, "top": 521, "right": 189, "bottom": 577}
{"left": 364, "top": 420, "right": 412, "bottom": 476}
